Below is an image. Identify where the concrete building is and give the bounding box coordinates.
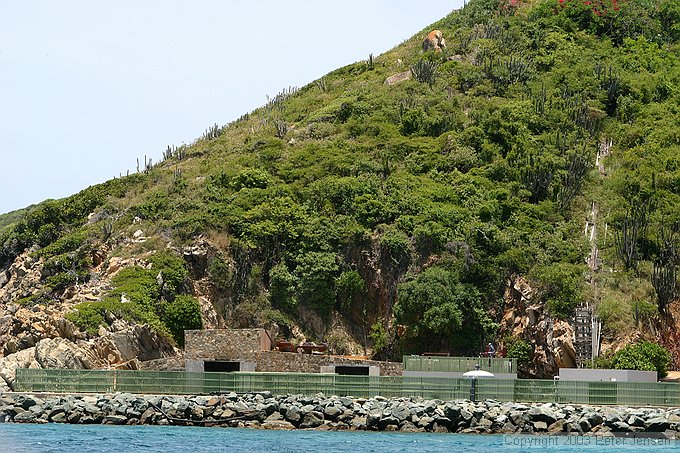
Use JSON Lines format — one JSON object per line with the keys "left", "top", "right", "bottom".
{"left": 184, "top": 329, "right": 402, "bottom": 376}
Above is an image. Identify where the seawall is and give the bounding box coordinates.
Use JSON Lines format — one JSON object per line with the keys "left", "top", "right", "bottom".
{"left": 1, "top": 392, "right": 680, "bottom": 436}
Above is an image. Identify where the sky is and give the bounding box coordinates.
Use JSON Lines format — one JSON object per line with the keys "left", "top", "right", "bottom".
{"left": 0, "top": 1, "right": 463, "bottom": 215}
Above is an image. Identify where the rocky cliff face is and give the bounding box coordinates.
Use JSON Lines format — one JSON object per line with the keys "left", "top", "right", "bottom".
{"left": 500, "top": 275, "right": 576, "bottom": 378}
{"left": 0, "top": 247, "right": 177, "bottom": 391}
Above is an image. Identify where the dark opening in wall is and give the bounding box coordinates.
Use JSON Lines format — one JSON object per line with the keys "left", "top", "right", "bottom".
{"left": 204, "top": 361, "right": 241, "bottom": 372}
{"left": 335, "top": 365, "right": 370, "bottom": 376}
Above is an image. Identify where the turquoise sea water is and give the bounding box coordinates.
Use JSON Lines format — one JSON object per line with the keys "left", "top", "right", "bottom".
{"left": 0, "top": 424, "right": 678, "bottom": 453}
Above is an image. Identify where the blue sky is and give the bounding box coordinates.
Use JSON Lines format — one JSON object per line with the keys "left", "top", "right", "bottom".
{"left": 0, "top": 1, "right": 461, "bottom": 214}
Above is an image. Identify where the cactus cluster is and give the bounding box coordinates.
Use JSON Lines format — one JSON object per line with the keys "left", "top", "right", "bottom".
{"left": 315, "top": 77, "right": 328, "bottom": 93}
{"left": 162, "top": 144, "right": 187, "bottom": 163}
{"left": 410, "top": 59, "right": 440, "bottom": 88}
{"left": 264, "top": 86, "right": 299, "bottom": 113}
{"left": 274, "top": 119, "right": 288, "bottom": 139}
{"left": 556, "top": 151, "right": 590, "bottom": 211}
{"left": 595, "top": 63, "right": 621, "bottom": 115}
{"left": 202, "top": 123, "right": 222, "bottom": 141}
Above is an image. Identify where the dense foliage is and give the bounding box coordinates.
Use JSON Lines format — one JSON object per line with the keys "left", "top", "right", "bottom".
{"left": 2, "top": 0, "right": 679, "bottom": 357}
{"left": 597, "top": 340, "right": 672, "bottom": 377}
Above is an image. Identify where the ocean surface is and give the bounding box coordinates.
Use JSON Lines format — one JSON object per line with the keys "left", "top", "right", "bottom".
{"left": 0, "top": 424, "right": 678, "bottom": 453}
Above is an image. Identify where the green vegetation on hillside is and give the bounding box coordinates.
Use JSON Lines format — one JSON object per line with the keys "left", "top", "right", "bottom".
{"left": 596, "top": 340, "right": 672, "bottom": 377}
{"left": 1, "top": 0, "right": 678, "bottom": 359}
{"left": 65, "top": 251, "right": 202, "bottom": 345}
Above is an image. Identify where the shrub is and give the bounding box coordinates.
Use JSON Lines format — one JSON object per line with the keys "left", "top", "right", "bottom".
{"left": 530, "top": 263, "right": 585, "bottom": 319}
{"left": 148, "top": 250, "right": 188, "bottom": 295}
{"left": 369, "top": 322, "right": 388, "bottom": 354}
{"left": 396, "top": 267, "right": 463, "bottom": 337}
{"left": 335, "top": 270, "right": 366, "bottom": 313}
{"left": 232, "top": 169, "right": 270, "bottom": 190}
{"left": 294, "top": 252, "right": 339, "bottom": 311}
{"left": 379, "top": 227, "right": 411, "bottom": 267}
{"left": 610, "top": 340, "right": 672, "bottom": 378}
{"left": 162, "top": 295, "right": 203, "bottom": 346}
{"left": 269, "top": 262, "right": 297, "bottom": 310}
{"left": 505, "top": 338, "right": 533, "bottom": 366}
{"left": 66, "top": 298, "right": 165, "bottom": 336}
{"left": 36, "top": 231, "right": 87, "bottom": 259}
{"left": 108, "top": 266, "right": 159, "bottom": 310}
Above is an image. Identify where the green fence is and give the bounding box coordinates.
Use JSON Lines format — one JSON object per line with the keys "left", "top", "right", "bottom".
{"left": 14, "top": 369, "right": 468, "bottom": 400}
{"left": 14, "top": 368, "right": 680, "bottom": 406}
{"left": 403, "top": 355, "right": 517, "bottom": 374}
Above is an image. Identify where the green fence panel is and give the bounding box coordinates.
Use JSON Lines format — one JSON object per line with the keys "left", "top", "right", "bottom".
{"left": 13, "top": 368, "right": 680, "bottom": 407}
{"left": 403, "top": 356, "right": 517, "bottom": 374}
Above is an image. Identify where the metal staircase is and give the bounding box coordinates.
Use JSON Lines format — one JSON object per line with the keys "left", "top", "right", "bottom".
{"left": 573, "top": 302, "right": 601, "bottom": 368}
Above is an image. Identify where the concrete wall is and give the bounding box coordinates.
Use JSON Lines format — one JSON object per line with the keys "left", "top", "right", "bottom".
{"left": 559, "top": 368, "right": 657, "bottom": 382}
{"left": 184, "top": 329, "right": 272, "bottom": 359}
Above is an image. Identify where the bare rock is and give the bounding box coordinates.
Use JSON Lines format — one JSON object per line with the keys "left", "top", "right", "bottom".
{"left": 422, "top": 30, "right": 446, "bottom": 52}
{"left": 95, "top": 324, "right": 176, "bottom": 364}
{"left": 300, "top": 411, "right": 324, "bottom": 428}
{"left": 35, "top": 338, "right": 94, "bottom": 369}
{"left": 384, "top": 71, "right": 411, "bottom": 86}
{"left": 0, "top": 347, "right": 40, "bottom": 390}
{"left": 262, "top": 420, "right": 295, "bottom": 430}
{"left": 499, "top": 274, "right": 576, "bottom": 378}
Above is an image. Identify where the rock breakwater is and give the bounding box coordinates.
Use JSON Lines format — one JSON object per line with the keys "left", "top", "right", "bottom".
{"left": 1, "top": 392, "right": 680, "bottom": 436}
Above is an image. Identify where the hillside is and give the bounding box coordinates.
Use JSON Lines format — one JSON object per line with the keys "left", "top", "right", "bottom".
{"left": 0, "top": 0, "right": 678, "bottom": 383}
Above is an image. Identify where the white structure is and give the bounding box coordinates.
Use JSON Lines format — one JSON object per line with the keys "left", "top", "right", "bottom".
{"left": 559, "top": 368, "right": 657, "bottom": 383}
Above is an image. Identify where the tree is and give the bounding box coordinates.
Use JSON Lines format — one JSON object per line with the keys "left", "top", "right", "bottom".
{"left": 395, "top": 267, "right": 483, "bottom": 351}
{"left": 609, "top": 341, "right": 671, "bottom": 378}
{"left": 294, "top": 252, "right": 339, "bottom": 311}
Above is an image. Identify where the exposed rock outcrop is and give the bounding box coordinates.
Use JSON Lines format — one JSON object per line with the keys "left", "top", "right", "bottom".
{"left": 0, "top": 305, "right": 83, "bottom": 356}
{"left": 500, "top": 275, "right": 576, "bottom": 378}
{"left": 0, "top": 324, "right": 176, "bottom": 390}
{"left": 384, "top": 70, "right": 412, "bottom": 86}
{"left": 422, "top": 30, "right": 446, "bottom": 52}
{"left": 0, "top": 251, "right": 43, "bottom": 305}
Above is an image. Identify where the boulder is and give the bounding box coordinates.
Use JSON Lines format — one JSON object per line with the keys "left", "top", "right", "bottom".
{"left": 35, "top": 338, "right": 92, "bottom": 369}
{"left": 300, "top": 411, "right": 324, "bottom": 428}
{"left": 390, "top": 405, "right": 411, "bottom": 421}
{"left": 284, "top": 405, "right": 302, "bottom": 424}
{"left": 351, "top": 416, "right": 367, "bottom": 430}
{"left": 627, "top": 415, "right": 645, "bottom": 427}
{"left": 262, "top": 420, "right": 295, "bottom": 430}
{"left": 422, "top": 30, "right": 446, "bottom": 52}
{"left": 527, "top": 406, "right": 557, "bottom": 425}
{"left": 105, "top": 415, "right": 128, "bottom": 425}
{"left": 13, "top": 411, "right": 37, "bottom": 423}
{"left": 0, "top": 347, "right": 40, "bottom": 390}
{"left": 384, "top": 71, "right": 411, "bottom": 86}
{"left": 646, "top": 417, "right": 671, "bottom": 432}
{"left": 400, "top": 421, "right": 420, "bottom": 432}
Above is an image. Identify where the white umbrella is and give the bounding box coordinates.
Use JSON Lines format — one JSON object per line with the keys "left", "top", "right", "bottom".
{"left": 463, "top": 369, "right": 495, "bottom": 378}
